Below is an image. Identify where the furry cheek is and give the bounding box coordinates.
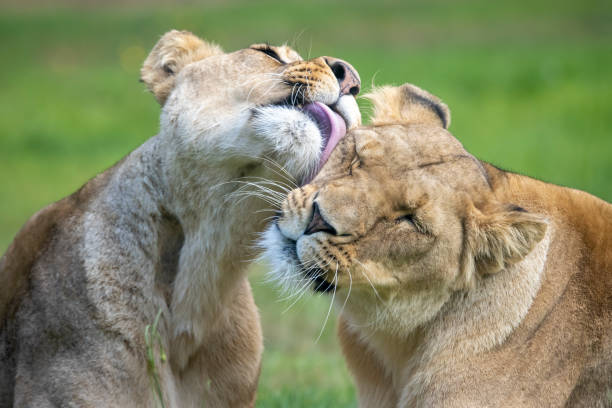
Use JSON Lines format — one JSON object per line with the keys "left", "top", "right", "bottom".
{"left": 250, "top": 106, "right": 322, "bottom": 178}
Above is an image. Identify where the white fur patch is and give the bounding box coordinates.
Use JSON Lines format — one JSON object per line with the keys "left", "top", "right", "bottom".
{"left": 259, "top": 224, "right": 306, "bottom": 295}
{"left": 250, "top": 106, "right": 322, "bottom": 179}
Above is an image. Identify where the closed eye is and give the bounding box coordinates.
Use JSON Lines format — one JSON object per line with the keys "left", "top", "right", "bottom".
{"left": 348, "top": 155, "right": 361, "bottom": 176}
{"left": 254, "top": 46, "right": 283, "bottom": 63}
{"left": 395, "top": 213, "right": 430, "bottom": 235}
{"left": 395, "top": 214, "right": 416, "bottom": 226}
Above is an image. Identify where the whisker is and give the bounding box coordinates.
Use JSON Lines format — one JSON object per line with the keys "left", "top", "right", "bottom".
{"left": 276, "top": 258, "right": 332, "bottom": 312}
{"left": 245, "top": 76, "right": 284, "bottom": 105}
{"left": 338, "top": 265, "right": 353, "bottom": 317}
{"left": 315, "top": 261, "right": 339, "bottom": 343}
{"left": 281, "top": 279, "right": 316, "bottom": 313}
{"left": 290, "top": 29, "right": 306, "bottom": 53}
{"left": 234, "top": 176, "right": 294, "bottom": 193}
{"left": 352, "top": 260, "right": 396, "bottom": 330}
{"left": 354, "top": 259, "right": 383, "bottom": 303}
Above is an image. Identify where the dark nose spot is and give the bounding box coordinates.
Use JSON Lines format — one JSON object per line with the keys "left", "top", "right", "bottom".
{"left": 324, "top": 57, "right": 361, "bottom": 97}
{"left": 304, "top": 202, "right": 337, "bottom": 235}
{"left": 331, "top": 63, "right": 346, "bottom": 81}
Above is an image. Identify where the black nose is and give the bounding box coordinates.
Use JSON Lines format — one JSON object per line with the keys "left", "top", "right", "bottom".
{"left": 304, "top": 202, "right": 337, "bottom": 235}
{"left": 324, "top": 57, "right": 361, "bottom": 97}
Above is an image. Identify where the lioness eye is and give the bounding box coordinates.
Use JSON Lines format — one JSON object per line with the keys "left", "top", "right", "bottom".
{"left": 396, "top": 214, "right": 430, "bottom": 235}
{"left": 395, "top": 214, "right": 416, "bottom": 226}
{"left": 257, "top": 47, "right": 283, "bottom": 63}
{"left": 348, "top": 157, "right": 360, "bottom": 175}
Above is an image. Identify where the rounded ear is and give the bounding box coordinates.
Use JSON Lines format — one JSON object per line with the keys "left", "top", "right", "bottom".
{"left": 366, "top": 83, "right": 451, "bottom": 129}
{"left": 462, "top": 203, "right": 548, "bottom": 280}
{"left": 140, "top": 30, "right": 223, "bottom": 105}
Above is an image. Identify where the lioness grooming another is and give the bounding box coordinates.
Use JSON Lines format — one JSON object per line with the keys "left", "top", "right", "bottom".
{"left": 263, "top": 84, "right": 611, "bottom": 407}
{"left": 0, "top": 30, "right": 361, "bottom": 407}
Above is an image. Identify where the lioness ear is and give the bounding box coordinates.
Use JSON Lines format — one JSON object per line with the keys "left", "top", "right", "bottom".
{"left": 463, "top": 204, "right": 548, "bottom": 280}
{"left": 140, "top": 30, "right": 223, "bottom": 105}
{"left": 366, "top": 83, "right": 451, "bottom": 129}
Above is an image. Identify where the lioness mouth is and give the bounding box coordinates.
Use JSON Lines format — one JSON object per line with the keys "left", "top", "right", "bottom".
{"left": 280, "top": 235, "right": 337, "bottom": 293}
{"left": 265, "top": 91, "right": 357, "bottom": 185}
{"left": 304, "top": 266, "right": 337, "bottom": 293}
{"left": 269, "top": 97, "right": 350, "bottom": 185}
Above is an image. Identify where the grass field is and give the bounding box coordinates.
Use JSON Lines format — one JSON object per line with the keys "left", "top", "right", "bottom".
{"left": 1, "top": 0, "right": 611, "bottom": 406}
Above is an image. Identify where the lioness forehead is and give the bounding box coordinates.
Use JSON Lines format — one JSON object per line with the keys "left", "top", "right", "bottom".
{"left": 352, "top": 124, "right": 491, "bottom": 192}
{"left": 354, "top": 125, "right": 466, "bottom": 164}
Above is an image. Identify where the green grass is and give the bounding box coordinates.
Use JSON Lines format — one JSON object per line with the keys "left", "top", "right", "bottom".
{"left": 0, "top": 0, "right": 611, "bottom": 405}
{"left": 145, "top": 308, "right": 168, "bottom": 408}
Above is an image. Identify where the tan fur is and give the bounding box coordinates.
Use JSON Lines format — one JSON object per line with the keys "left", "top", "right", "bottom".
{"left": 262, "top": 83, "right": 611, "bottom": 407}
{"left": 1, "top": 31, "right": 361, "bottom": 407}
{"left": 141, "top": 30, "right": 224, "bottom": 104}
{"left": 367, "top": 84, "right": 450, "bottom": 129}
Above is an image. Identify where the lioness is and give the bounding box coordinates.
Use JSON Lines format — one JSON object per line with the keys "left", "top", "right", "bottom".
{"left": 0, "top": 30, "right": 361, "bottom": 407}
{"left": 262, "top": 84, "right": 611, "bottom": 407}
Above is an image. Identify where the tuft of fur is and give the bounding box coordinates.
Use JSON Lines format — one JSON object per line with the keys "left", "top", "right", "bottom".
{"left": 250, "top": 106, "right": 321, "bottom": 178}
{"left": 466, "top": 203, "right": 548, "bottom": 277}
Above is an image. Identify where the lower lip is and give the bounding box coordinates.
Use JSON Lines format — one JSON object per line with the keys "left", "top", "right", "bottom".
{"left": 302, "top": 265, "right": 337, "bottom": 293}
{"left": 311, "top": 274, "right": 336, "bottom": 293}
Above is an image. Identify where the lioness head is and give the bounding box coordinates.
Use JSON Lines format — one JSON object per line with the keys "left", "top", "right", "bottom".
{"left": 141, "top": 30, "right": 361, "bottom": 185}
{"left": 262, "top": 83, "right": 548, "bottom": 334}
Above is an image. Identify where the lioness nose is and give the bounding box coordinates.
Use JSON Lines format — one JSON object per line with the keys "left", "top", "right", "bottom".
{"left": 324, "top": 57, "right": 361, "bottom": 96}
{"left": 304, "top": 202, "right": 337, "bottom": 235}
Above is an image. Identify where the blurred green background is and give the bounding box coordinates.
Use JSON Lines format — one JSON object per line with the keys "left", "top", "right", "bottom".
{"left": 1, "top": 0, "right": 610, "bottom": 406}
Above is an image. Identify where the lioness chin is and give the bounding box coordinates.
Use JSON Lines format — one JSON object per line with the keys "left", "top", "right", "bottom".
{"left": 0, "top": 30, "right": 361, "bottom": 407}
{"left": 262, "top": 84, "right": 611, "bottom": 407}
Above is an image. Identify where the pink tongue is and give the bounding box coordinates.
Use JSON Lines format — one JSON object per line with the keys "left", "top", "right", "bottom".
{"left": 301, "top": 102, "right": 347, "bottom": 184}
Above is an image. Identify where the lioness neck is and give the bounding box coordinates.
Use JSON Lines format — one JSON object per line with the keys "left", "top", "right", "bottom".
{"left": 95, "top": 135, "right": 266, "bottom": 364}
{"left": 339, "top": 227, "right": 551, "bottom": 407}
{"left": 359, "top": 229, "right": 550, "bottom": 360}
